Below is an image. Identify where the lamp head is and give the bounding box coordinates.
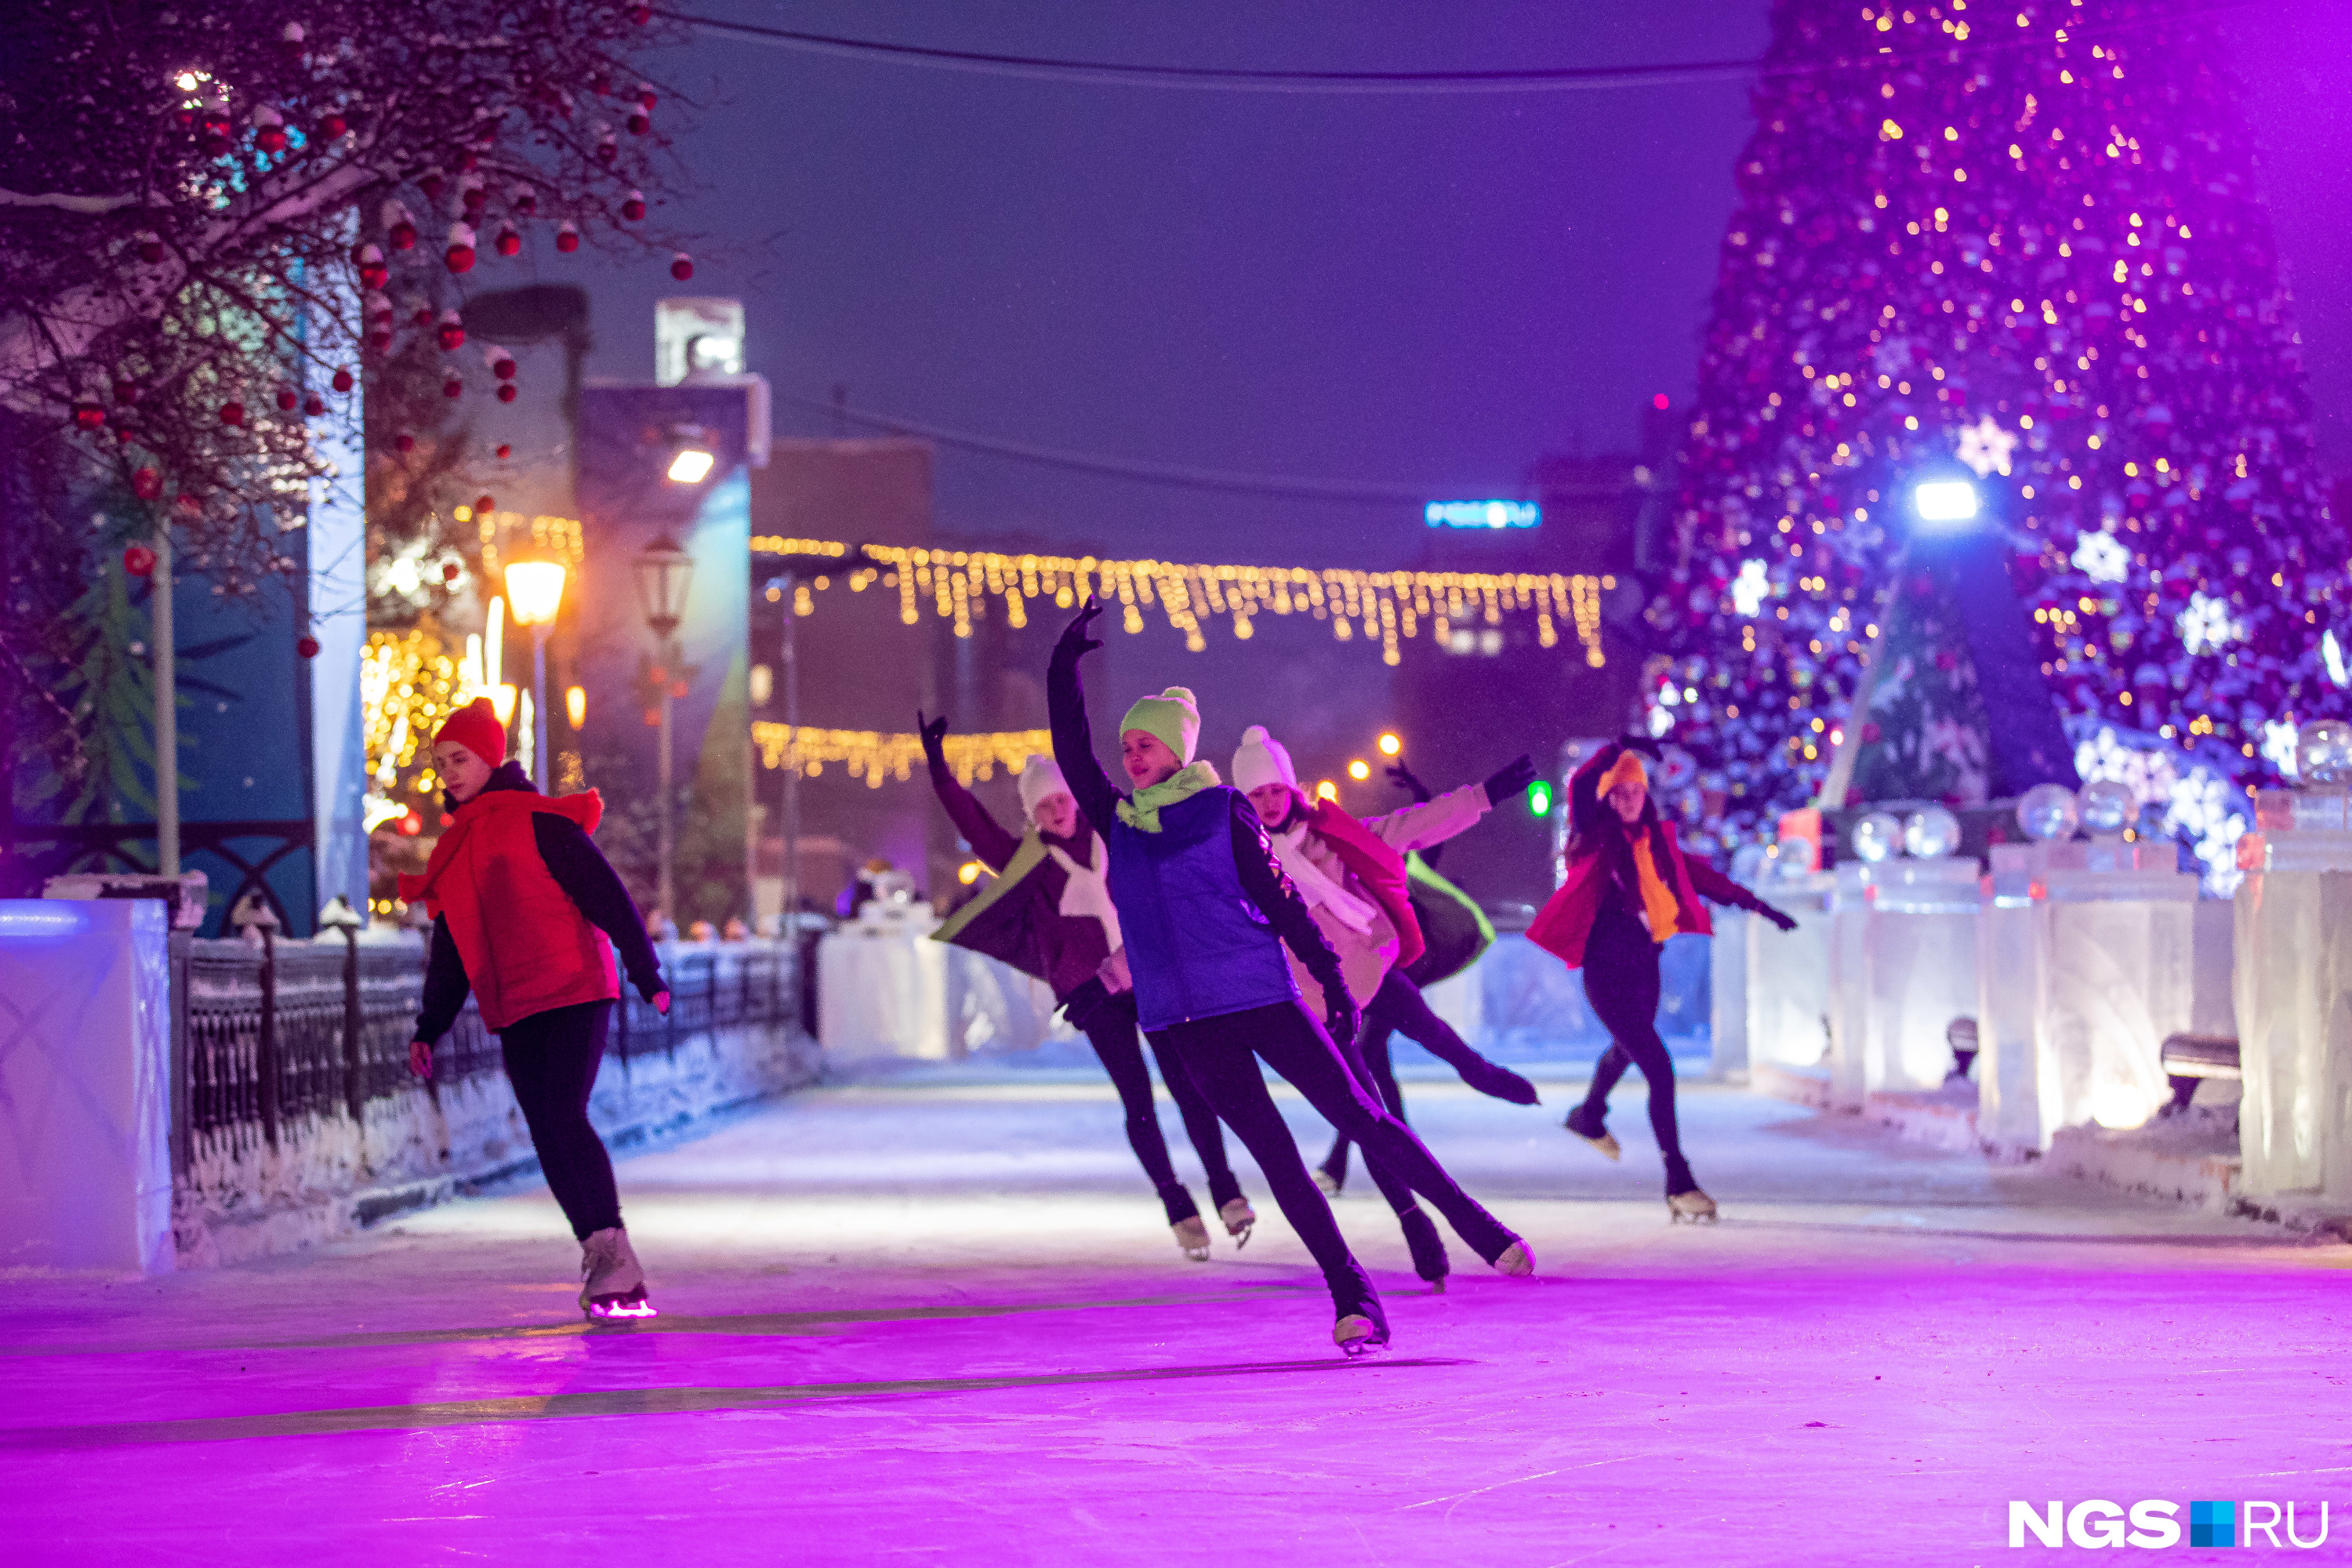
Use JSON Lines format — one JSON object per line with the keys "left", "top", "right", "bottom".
{"left": 1910, "top": 477, "right": 1981, "bottom": 530}
{"left": 504, "top": 557, "right": 567, "bottom": 627}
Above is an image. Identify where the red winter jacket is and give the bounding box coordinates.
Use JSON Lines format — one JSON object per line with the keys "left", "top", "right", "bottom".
{"left": 1527, "top": 821, "right": 1755, "bottom": 971}
{"left": 399, "top": 784, "right": 620, "bottom": 1029}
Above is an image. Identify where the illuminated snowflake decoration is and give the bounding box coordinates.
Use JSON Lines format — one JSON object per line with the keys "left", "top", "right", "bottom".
{"left": 2263, "top": 719, "right": 2303, "bottom": 781}
{"left": 1955, "top": 415, "right": 2019, "bottom": 478}
{"left": 2177, "top": 591, "right": 2244, "bottom": 655}
{"left": 1732, "top": 558, "right": 1770, "bottom": 617}
{"left": 2070, "top": 529, "right": 2131, "bottom": 584}
{"left": 2325, "top": 629, "right": 2351, "bottom": 689}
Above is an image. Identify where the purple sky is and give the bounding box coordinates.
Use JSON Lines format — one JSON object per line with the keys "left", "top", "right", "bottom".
{"left": 570, "top": 2, "right": 2352, "bottom": 568}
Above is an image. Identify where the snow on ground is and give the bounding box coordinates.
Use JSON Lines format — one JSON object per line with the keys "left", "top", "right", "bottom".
{"left": 5, "top": 1066, "right": 2345, "bottom": 1565}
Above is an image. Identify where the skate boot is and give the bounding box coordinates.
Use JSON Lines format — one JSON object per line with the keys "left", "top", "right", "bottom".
{"left": 1486, "top": 1236, "right": 1536, "bottom": 1277}
{"left": 1172, "top": 1215, "right": 1213, "bottom": 1261}
{"left": 1219, "top": 1197, "right": 1257, "bottom": 1250}
{"left": 1459, "top": 1056, "right": 1541, "bottom": 1106}
{"left": 579, "top": 1227, "right": 658, "bottom": 1321}
{"left": 1315, "top": 1167, "right": 1345, "bottom": 1198}
{"left": 1396, "top": 1205, "right": 1450, "bottom": 1292}
{"left": 1332, "top": 1291, "right": 1392, "bottom": 1358}
{"left": 1665, "top": 1156, "right": 1717, "bottom": 1223}
{"left": 1563, "top": 1102, "right": 1622, "bottom": 1161}
{"left": 1667, "top": 1188, "right": 1719, "bottom": 1224}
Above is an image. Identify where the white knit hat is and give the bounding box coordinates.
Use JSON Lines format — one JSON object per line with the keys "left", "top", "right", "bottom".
{"left": 1017, "top": 754, "right": 1071, "bottom": 817}
{"left": 1230, "top": 724, "right": 1298, "bottom": 795}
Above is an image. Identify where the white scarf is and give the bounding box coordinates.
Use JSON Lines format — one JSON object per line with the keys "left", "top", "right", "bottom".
{"left": 1046, "top": 834, "right": 1123, "bottom": 952}
{"left": 1273, "top": 823, "right": 1377, "bottom": 934}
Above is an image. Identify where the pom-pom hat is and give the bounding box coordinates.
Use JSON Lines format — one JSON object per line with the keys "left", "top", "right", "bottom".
{"left": 1017, "top": 754, "right": 1071, "bottom": 817}
{"left": 432, "top": 696, "right": 507, "bottom": 766}
{"left": 1230, "top": 725, "right": 1298, "bottom": 795}
{"left": 1119, "top": 687, "right": 1200, "bottom": 765}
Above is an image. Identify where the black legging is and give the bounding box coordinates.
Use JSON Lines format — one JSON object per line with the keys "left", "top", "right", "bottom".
{"left": 1151, "top": 1000, "right": 1519, "bottom": 1316}
{"left": 1574, "top": 905, "right": 1690, "bottom": 1184}
{"left": 1320, "top": 969, "right": 1498, "bottom": 1185}
{"left": 499, "top": 1000, "right": 622, "bottom": 1240}
{"left": 1068, "top": 982, "right": 1244, "bottom": 1224}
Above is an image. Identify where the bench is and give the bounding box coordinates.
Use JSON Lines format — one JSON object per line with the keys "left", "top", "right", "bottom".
{"left": 2159, "top": 1033, "right": 2240, "bottom": 1116}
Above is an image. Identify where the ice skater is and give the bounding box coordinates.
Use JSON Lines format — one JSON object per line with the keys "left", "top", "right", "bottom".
{"left": 1048, "top": 597, "right": 1531, "bottom": 1356}
{"left": 920, "top": 714, "right": 1258, "bottom": 1259}
{"left": 401, "top": 697, "right": 670, "bottom": 1319}
{"left": 1526, "top": 738, "right": 1798, "bottom": 1221}
{"left": 1313, "top": 753, "right": 1538, "bottom": 1203}
{"left": 1231, "top": 723, "right": 1541, "bottom": 1289}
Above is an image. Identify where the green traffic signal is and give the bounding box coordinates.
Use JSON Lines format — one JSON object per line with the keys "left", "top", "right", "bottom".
{"left": 1528, "top": 780, "right": 1554, "bottom": 816}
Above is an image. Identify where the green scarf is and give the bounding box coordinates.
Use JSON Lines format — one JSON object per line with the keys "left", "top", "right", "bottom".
{"left": 1115, "top": 760, "right": 1222, "bottom": 833}
{"left": 931, "top": 831, "right": 1049, "bottom": 946}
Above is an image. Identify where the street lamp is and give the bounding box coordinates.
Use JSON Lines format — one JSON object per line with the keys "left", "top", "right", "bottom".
{"left": 1910, "top": 476, "right": 1982, "bottom": 530}
{"left": 633, "top": 534, "right": 695, "bottom": 927}
{"left": 505, "top": 555, "right": 567, "bottom": 791}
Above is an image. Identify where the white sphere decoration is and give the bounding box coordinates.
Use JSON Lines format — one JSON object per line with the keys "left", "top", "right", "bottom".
{"left": 2016, "top": 782, "right": 2081, "bottom": 843}
{"left": 2297, "top": 719, "right": 2352, "bottom": 786}
{"left": 1850, "top": 811, "right": 1903, "bottom": 864}
{"left": 1903, "top": 805, "right": 1962, "bottom": 859}
{"left": 2078, "top": 779, "right": 2136, "bottom": 837}
{"left": 1772, "top": 833, "right": 1816, "bottom": 877}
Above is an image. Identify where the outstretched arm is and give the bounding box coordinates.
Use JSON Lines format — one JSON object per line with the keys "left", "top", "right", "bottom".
{"left": 1047, "top": 597, "right": 1125, "bottom": 833}
{"left": 1685, "top": 853, "right": 1798, "bottom": 930}
{"left": 920, "top": 712, "right": 1022, "bottom": 870}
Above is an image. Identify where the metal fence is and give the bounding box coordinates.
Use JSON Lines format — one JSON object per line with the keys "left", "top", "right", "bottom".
{"left": 178, "top": 936, "right": 803, "bottom": 1167}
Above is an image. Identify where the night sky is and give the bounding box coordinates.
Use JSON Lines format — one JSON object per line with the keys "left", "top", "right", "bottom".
{"left": 567, "top": 2, "right": 2351, "bottom": 572}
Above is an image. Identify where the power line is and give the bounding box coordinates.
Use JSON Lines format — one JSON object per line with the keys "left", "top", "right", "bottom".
{"left": 655, "top": 3, "right": 2267, "bottom": 96}
{"left": 770, "top": 388, "right": 1603, "bottom": 505}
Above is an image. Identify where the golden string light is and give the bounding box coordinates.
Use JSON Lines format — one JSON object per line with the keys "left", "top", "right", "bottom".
{"left": 750, "top": 724, "right": 1051, "bottom": 789}
{"left": 461, "top": 506, "right": 587, "bottom": 579}
{"left": 750, "top": 535, "right": 1612, "bottom": 668}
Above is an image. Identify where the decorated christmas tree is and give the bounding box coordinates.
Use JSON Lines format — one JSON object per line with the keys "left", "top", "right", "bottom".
{"left": 1650, "top": 0, "right": 2343, "bottom": 882}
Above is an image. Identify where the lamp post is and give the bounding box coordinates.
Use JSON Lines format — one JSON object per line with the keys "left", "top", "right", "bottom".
{"left": 633, "top": 534, "right": 694, "bottom": 929}
{"left": 504, "top": 555, "right": 568, "bottom": 791}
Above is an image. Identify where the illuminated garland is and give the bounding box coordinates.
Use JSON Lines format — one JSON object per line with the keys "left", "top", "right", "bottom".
{"left": 750, "top": 535, "right": 1610, "bottom": 668}
{"left": 457, "top": 505, "right": 588, "bottom": 576}
{"left": 750, "top": 723, "right": 1051, "bottom": 787}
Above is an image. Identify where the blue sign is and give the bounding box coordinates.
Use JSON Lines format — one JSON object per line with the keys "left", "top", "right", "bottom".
{"left": 1425, "top": 500, "right": 1539, "bottom": 530}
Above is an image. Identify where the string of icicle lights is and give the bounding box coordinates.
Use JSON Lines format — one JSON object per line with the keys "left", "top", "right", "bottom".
{"left": 750, "top": 723, "right": 1051, "bottom": 787}
{"left": 750, "top": 535, "right": 1612, "bottom": 668}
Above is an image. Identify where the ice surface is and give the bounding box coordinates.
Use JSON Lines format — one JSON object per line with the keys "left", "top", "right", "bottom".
{"left": 2, "top": 1066, "right": 2343, "bottom": 1564}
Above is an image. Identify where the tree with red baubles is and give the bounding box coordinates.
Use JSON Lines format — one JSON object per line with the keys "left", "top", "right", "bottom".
{"left": 1646, "top": 0, "right": 2341, "bottom": 887}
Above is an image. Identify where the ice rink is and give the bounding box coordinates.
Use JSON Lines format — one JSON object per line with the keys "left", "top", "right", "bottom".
{"left": 6, "top": 1066, "right": 2346, "bottom": 1565}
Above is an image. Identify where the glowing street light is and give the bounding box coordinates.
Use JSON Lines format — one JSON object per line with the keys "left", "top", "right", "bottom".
{"left": 503, "top": 556, "right": 567, "bottom": 790}
{"left": 1376, "top": 731, "right": 1402, "bottom": 757}
{"left": 565, "top": 684, "right": 586, "bottom": 730}
{"left": 1315, "top": 779, "right": 1339, "bottom": 802}
{"left": 1347, "top": 758, "right": 1371, "bottom": 782}
{"left": 666, "top": 445, "right": 715, "bottom": 485}
{"left": 1911, "top": 477, "right": 1981, "bottom": 528}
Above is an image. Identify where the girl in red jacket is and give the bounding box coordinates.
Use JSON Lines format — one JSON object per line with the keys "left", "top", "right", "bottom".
{"left": 1526, "top": 739, "right": 1796, "bottom": 1221}
{"left": 920, "top": 715, "right": 1254, "bottom": 1259}
{"left": 401, "top": 699, "right": 670, "bottom": 1319}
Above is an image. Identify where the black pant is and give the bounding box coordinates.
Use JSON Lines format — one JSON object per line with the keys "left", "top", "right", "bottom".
{"left": 1151, "top": 1000, "right": 1516, "bottom": 1314}
{"left": 1576, "top": 907, "right": 1690, "bottom": 1181}
{"left": 499, "top": 1000, "right": 623, "bottom": 1241}
{"left": 1321, "top": 969, "right": 1495, "bottom": 1184}
{"left": 1068, "top": 982, "right": 1243, "bottom": 1224}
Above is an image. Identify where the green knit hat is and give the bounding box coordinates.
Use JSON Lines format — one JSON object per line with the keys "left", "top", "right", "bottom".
{"left": 1119, "top": 686, "right": 1200, "bottom": 764}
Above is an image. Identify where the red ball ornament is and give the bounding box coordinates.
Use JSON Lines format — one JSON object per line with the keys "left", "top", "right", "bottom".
{"left": 638, "top": 85, "right": 659, "bottom": 111}
{"left": 555, "top": 223, "right": 581, "bottom": 253}
{"left": 114, "top": 379, "right": 140, "bottom": 404}
{"left": 71, "top": 400, "right": 104, "bottom": 430}
{"left": 303, "top": 393, "right": 327, "bottom": 417}
{"left": 132, "top": 467, "right": 163, "bottom": 500}
{"left": 495, "top": 444, "right": 512, "bottom": 459}
{"left": 496, "top": 383, "right": 518, "bottom": 403}
{"left": 318, "top": 111, "right": 347, "bottom": 140}
{"left": 419, "top": 169, "right": 446, "bottom": 201}
{"left": 252, "top": 108, "right": 289, "bottom": 156}
{"left": 670, "top": 253, "right": 694, "bottom": 281}
{"left": 437, "top": 310, "right": 466, "bottom": 351}
{"left": 596, "top": 135, "right": 619, "bottom": 165}
{"left": 220, "top": 401, "right": 245, "bottom": 426}
{"left": 627, "top": 109, "right": 651, "bottom": 136}
{"left": 492, "top": 355, "right": 517, "bottom": 380}
{"left": 442, "top": 561, "right": 463, "bottom": 583}
{"left": 620, "top": 190, "right": 645, "bottom": 222}
{"left": 629, "top": 5, "right": 652, "bottom": 23}
{"left": 443, "top": 377, "right": 464, "bottom": 400}
{"left": 354, "top": 241, "right": 388, "bottom": 290}
{"left": 475, "top": 493, "right": 495, "bottom": 513}
{"left": 296, "top": 635, "right": 321, "bottom": 659}
{"left": 494, "top": 225, "right": 521, "bottom": 258}
{"left": 511, "top": 183, "right": 537, "bottom": 217}
{"left": 136, "top": 233, "right": 165, "bottom": 264}
{"left": 394, "top": 431, "right": 416, "bottom": 452}
{"left": 412, "top": 304, "right": 435, "bottom": 328}
{"left": 445, "top": 223, "right": 477, "bottom": 274}
{"left": 367, "top": 328, "right": 392, "bottom": 350}
{"left": 123, "top": 543, "right": 157, "bottom": 577}
{"left": 331, "top": 367, "right": 354, "bottom": 393}
{"left": 275, "top": 387, "right": 299, "bottom": 412}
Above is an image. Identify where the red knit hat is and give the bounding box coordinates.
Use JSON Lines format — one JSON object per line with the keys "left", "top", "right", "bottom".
{"left": 432, "top": 697, "right": 507, "bottom": 765}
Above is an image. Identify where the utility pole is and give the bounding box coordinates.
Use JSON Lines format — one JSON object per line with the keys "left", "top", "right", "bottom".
{"left": 152, "top": 526, "right": 177, "bottom": 876}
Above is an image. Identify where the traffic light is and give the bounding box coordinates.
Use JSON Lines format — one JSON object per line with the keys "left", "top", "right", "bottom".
{"left": 1527, "top": 780, "right": 1554, "bottom": 817}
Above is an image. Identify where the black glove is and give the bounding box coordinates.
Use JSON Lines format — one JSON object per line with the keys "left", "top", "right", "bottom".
{"left": 1481, "top": 754, "right": 1538, "bottom": 804}
{"left": 916, "top": 710, "right": 949, "bottom": 767}
{"left": 1323, "top": 982, "right": 1360, "bottom": 1047}
{"left": 1755, "top": 902, "right": 1799, "bottom": 933}
{"left": 1054, "top": 596, "right": 1106, "bottom": 662}
{"left": 1386, "top": 759, "right": 1433, "bottom": 804}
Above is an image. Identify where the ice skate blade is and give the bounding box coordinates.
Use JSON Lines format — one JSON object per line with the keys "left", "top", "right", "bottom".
{"left": 1667, "top": 1192, "right": 1719, "bottom": 1224}
{"left": 586, "top": 1287, "right": 659, "bottom": 1321}
{"left": 1173, "top": 1216, "right": 1213, "bottom": 1261}
{"left": 1314, "top": 1170, "right": 1343, "bottom": 1199}
{"left": 1489, "top": 1240, "right": 1535, "bottom": 1278}
{"left": 1334, "top": 1315, "right": 1390, "bottom": 1356}
{"left": 1218, "top": 1197, "right": 1257, "bottom": 1248}
{"left": 1564, "top": 1124, "right": 1621, "bottom": 1162}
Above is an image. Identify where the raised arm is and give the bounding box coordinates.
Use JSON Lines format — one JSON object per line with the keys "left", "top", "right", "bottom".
{"left": 920, "top": 712, "right": 1023, "bottom": 871}
{"left": 1047, "top": 598, "right": 1125, "bottom": 833}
